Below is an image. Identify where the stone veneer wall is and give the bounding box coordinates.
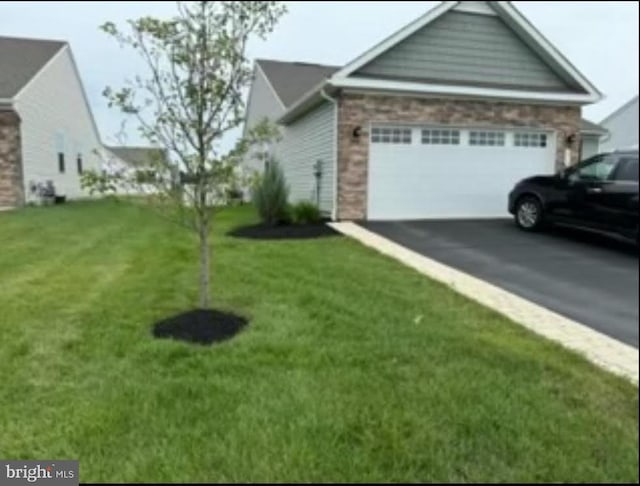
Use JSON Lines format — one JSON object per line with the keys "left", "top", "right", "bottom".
{"left": 0, "top": 109, "right": 24, "bottom": 207}
{"left": 336, "top": 94, "right": 581, "bottom": 220}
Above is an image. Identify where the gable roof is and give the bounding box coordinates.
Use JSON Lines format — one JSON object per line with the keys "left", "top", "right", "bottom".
{"left": 106, "top": 146, "right": 167, "bottom": 167}
{"left": 600, "top": 95, "right": 638, "bottom": 125}
{"left": 580, "top": 118, "right": 608, "bottom": 136}
{"left": 331, "top": 2, "right": 599, "bottom": 96}
{"left": 256, "top": 59, "right": 339, "bottom": 107}
{"left": 0, "top": 36, "right": 66, "bottom": 99}
{"left": 276, "top": 1, "right": 601, "bottom": 124}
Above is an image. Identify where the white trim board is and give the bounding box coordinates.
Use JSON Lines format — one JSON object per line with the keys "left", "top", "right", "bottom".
{"left": 331, "top": 77, "right": 599, "bottom": 104}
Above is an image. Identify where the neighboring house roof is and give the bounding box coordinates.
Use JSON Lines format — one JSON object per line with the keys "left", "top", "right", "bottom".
{"left": 106, "top": 146, "right": 167, "bottom": 167}
{"left": 271, "top": 1, "right": 601, "bottom": 124}
{"left": 580, "top": 118, "right": 608, "bottom": 136}
{"left": 0, "top": 36, "right": 66, "bottom": 99}
{"left": 599, "top": 95, "right": 639, "bottom": 125}
{"left": 256, "top": 59, "right": 339, "bottom": 108}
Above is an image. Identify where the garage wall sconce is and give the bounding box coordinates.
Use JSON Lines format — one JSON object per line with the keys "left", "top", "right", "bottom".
{"left": 565, "top": 133, "right": 576, "bottom": 146}
{"left": 352, "top": 126, "right": 362, "bottom": 139}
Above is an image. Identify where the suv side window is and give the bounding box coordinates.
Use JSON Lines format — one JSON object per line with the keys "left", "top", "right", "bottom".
{"left": 611, "top": 157, "right": 639, "bottom": 182}
{"left": 572, "top": 155, "right": 617, "bottom": 182}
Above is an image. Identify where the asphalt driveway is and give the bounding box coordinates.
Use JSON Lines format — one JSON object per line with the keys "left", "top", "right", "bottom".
{"left": 361, "top": 219, "right": 639, "bottom": 348}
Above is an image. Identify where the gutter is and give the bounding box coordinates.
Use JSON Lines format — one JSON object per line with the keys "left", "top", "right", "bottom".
{"left": 320, "top": 88, "right": 339, "bottom": 221}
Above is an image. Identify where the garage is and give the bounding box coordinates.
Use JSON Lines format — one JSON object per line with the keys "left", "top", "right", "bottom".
{"left": 367, "top": 125, "right": 556, "bottom": 220}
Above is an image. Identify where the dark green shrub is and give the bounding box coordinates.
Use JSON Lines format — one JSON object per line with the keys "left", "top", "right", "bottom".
{"left": 251, "top": 159, "right": 289, "bottom": 225}
{"left": 291, "top": 201, "right": 322, "bottom": 225}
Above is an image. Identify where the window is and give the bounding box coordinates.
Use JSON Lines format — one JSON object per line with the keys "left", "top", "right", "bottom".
{"left": 573, "top": 154, "right": 617, "bottom": 182}
{"left": 514, "top": 132, "right": 547, "bottom": 148}
{"left": 421, "top": 129, "right": 460, "bottom": 145}
{"left": 371, "top": 127, "right": 412, "bottom": 144}
{"left": 76, "top": 154, "right": 83, "bottom": 174}
{"left": 611, "top": 157, "right": 639, "bottom": 182}
{"left": 58, "top": 153, "right": 65, "bottom": 173}
{"left": 469, "top": 131, "right": 505, "bottom": 147}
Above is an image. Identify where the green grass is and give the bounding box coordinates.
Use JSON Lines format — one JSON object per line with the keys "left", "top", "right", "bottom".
{"left": 0, "top": 200, "right": 637, "bottom": 483}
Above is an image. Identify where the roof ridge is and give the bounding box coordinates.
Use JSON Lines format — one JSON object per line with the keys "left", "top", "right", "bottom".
{"left": 0, "top": 34, "right": 67, "bottom": 45}
{"left": 600, "top": 95, "right": 639, "bottom": 125}
{"left": 256, "top": 58, "right": 340, "bottom": 69}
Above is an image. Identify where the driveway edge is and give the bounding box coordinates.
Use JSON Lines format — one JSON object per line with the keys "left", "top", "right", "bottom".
{"left": 329, "top": 221, "right": 639, "bottom": 385}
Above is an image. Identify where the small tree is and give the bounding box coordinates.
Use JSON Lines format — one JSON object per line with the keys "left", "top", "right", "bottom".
{"left": 92, "top": 1, "right": 286, "bottom": 309}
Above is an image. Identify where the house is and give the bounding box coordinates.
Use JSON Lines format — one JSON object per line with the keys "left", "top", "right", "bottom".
{"left": 100, "top": 145, "right": 169, "bottom": 195}
{"left": 579, "top": 118, "right": 608, "bottom": 159}
{"left": 0, "top": 36, "right": 104, "bottom": 208}
{"left": 598, "top": 95, "right": 639, "bottom": 152}
{"left": 243, "top": 1, "right": 603, "bottom": 221}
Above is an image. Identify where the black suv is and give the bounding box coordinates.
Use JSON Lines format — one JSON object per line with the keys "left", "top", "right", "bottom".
{"left": 508, "top": 149, "right": 639, "bottom": 242}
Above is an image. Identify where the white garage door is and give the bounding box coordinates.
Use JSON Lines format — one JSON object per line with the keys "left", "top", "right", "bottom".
{"left": 367, "top": 125, "right": 556, "bottom": 220}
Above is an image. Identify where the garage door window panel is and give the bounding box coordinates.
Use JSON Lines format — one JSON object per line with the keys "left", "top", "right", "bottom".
{"left": 422, "top": 129, "right": 460, "bottom": 145}
{"left": 469, "top": 131, "right": 505, "bottom": 147}
{"left": 515, "top": 132, "right": 547, "bottom": 148}
{"left": 371, "top": 127, "right": 412, "bottom": 144}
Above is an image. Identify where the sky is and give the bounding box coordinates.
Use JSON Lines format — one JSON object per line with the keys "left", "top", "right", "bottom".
{"left": 1, "top": 1, "right": 638, "bottom": 150}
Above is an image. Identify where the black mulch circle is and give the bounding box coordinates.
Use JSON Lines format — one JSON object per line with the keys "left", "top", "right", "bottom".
{"left": 152, "top": 309, "right": 247, "bottom": 345}
{"left": 228, "top": 223, "right": 340, "bottom": 240}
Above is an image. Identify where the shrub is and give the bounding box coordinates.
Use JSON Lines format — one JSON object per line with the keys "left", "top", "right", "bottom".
{"left": 251, "top": 159, "right": 289, "bottom": 226}
{"left": 291, "top": 201, "right": 322, "bottom": 225}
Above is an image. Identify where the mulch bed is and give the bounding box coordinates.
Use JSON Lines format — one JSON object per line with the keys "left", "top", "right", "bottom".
{"left": 152, "top": 309, "right": 247, "bottom": 345}
{"left": 228, "top": 223, "right": 340, "bottom": 240}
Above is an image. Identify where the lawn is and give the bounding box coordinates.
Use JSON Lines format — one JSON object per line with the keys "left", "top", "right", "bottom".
{"left": 0, "top": 200, "right": 637, "bottom": 483}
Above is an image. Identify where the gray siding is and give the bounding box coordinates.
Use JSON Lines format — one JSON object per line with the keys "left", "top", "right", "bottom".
{"left": 277, "top": 101, "right": 335, "bottom": 214}
{"left": 355, "top": 11, "right": 573, "bottom": 92}
{"left": 600, "top": 97, "right": 639, "bottom": 152}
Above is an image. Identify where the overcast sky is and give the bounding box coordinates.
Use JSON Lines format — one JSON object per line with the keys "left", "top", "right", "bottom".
{"left": 2, "top": 1, "right": 638, "bottom": 149}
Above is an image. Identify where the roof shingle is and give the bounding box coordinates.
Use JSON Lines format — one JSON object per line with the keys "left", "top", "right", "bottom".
{"left": 256, "top": 59, "right": 338, "bottom": 108}
{"left": 0, "top": 36, "right": 66, "bottom": 99}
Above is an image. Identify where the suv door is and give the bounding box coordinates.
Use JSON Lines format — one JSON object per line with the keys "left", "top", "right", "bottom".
{"left": 565, "top": 154, "right": 618, "bottom": 228}
{"left": 603, "top": 155, "right": 639, "bottom": 235}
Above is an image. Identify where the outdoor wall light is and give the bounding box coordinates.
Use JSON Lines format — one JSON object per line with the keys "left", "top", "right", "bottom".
{"left": 566, "top": 133, "right": 576, "bottom": 146}
{"left": 352, "top": 126, "right": 362, "bottom": 139}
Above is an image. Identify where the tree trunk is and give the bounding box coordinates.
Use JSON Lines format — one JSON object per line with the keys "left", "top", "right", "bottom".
{"left": 198, "top": 220, "right": 211, "bottom": 309}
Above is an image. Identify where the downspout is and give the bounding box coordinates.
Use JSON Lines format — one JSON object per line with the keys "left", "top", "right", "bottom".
{"left": 320, "top": 87, "right": 339, "bottom": 220}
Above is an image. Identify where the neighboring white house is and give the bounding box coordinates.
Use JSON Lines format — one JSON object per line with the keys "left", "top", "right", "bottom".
{"left": 243, "top": 1, "right": 603, "bottom": 221}
{"left": 100, "top": 145, "right": 168, "bottom": 195}
{"left": 0, "top": 36, "right": 103, "bottom": 207}
{"left": 599, "top": 95, "right": 639, "bottom": 152}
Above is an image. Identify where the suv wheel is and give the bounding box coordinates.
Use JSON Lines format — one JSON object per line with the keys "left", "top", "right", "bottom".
{"left": 515, "top": 196, "right": 543, "bottom": 231}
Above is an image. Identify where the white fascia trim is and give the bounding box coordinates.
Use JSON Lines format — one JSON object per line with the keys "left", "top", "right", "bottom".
{"left": 256, "top": 62, "right": 286, "bottom": 111}
{"left": 65, "top": 46, "right": 104, "bottom": 145}
{"left": 12, "top": 43, "right": 68, "bottom": 101}
{"left": 331, "top": 77, "right": 600, "bottom": 104}
{"left": 332, "top": 1, "right": 457, "bottom": 79}
{"left": 493, "top": 1, "right": 601, "bottom": 100}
